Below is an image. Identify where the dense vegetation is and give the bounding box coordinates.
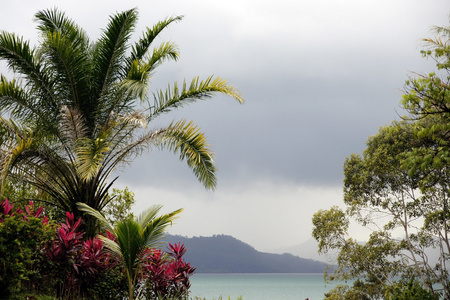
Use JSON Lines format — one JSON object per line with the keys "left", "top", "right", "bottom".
{"left": 312, "top": 20, "right": 450, "bottom": 300}
{"left": 0, "top": 198, "right": 195, "bottom": 299}
{"left": 0, "top": 7, "right": 242, "bottom": 299}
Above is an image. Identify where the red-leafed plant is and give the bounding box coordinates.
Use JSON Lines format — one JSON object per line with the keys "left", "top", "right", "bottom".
{"left": 48, "top": 212, "right": 84, "bottom": 260}
{"left": 142, "top": 242, "right": 196, "bottom": 299}
{"left": 45, "top": 212, "right": 125, "bottom": 299}
{"left": 0, "top": 199, "right": 127, "bottom": 298}
{"left": 0, "top": 198, "right": 46, "bottom": 222}
{"left": 0, "top": 198, "right": 14, "bottom": 219}
{"left": 45, "top": 212, "right": 85, "bottom": 298}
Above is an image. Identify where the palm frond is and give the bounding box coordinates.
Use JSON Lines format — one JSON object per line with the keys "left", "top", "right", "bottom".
{"left": 35, "top": 8, "right": 91, "bottom": 114}
{"left": 161, "top": 120, "right": 217, "bottom": 189}
{"left": 0, "top": 120, "right": 76, "bottom": 211}
{"left": 141, "top": 208, "right": 183, "bottom": 249}
{"left": 75, "top": 134, "right": 111, "bottom": 182}
{"left": 146, "top": 41, "right": 179, "bottom": 71}
{"left": 39, "top": 30, "right": 90, "bottom": 109}
{"left": 120, "top": 59, "right": 151, "bottom": 101}
{"left": 115, "top": 220, "right": 143, "bottom": 274}
{"left": 136, "top": 204, "right": 163, "bottom": 227}
{"left": 121, "top": 41, "right": 179, "bottom": 101}
{"left": 0, "top": 31, "right": 35, "bottom": 73}
{"left": 0, "top": 77, "right": 31, "bottom": 118}
{"left": 0, "top": 30, "right": 53, "bottom": 92}
{"left": 115, "top": 111, "right": 147, "bottom": 128}
{"left": 128, "top": 15, "right": 183, "bottom": 65}
{"left": 35, "top": 8, "right": 90, "bottom": 46}
{"left": 149, "top": 76, "right": 244, "bottom": 120}
{"left": 81, "top": 112, "right": 151, "bottom": 183}
{"left": 0, "top": 120, "right": 33, "bottom": 195}
{"left": 77, "top": 202, "right": 115, "bottom": 233}
{"left": 11, "top": 147, "right": 79, "bottom": 211}
{"left": 95, "top": 235, "right": 122, "bottom": 262}
{"left": 0, "top": 75, "right": 54, "bottom": 130}
{"left": 98, "top": 123, "right": 165, "bottom": 179}
{"left": 59, "top": 105, "right": 89, "bottom": 142}
{"left": 0, "top": 32, "right": 56, "bottom": 121}
{"left": 92, "top": 8, "right": 137, "bottom": 99}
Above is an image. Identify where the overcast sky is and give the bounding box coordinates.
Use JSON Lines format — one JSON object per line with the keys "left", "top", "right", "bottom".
{"left": 1, "top": 0, "right": 449, "bottom": 252}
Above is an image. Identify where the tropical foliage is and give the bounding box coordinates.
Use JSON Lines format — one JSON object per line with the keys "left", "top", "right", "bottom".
{"left": 0, "top": 199, "right": 55, "bottom": 298}
{"left": 1, "top": 198, "right": 195, "bottom": 299}
{"left": 0, "top": 7, "right": 243, "bottom": 237}
{"left": 45, "top": 211, "right": 125, "bottom": 299}
{"left": 78, "top": 202, "right": 183, "bottom": 299}
{"left": 142, "top": 243, "right": 196, "bottom": 299}
{"left": 312, "top": 21, "right": 450, "bottom": 299}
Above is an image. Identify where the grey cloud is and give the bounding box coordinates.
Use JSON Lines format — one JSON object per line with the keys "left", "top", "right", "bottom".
{"left": 1, "top": 0, "right": 450, "bottom": 249}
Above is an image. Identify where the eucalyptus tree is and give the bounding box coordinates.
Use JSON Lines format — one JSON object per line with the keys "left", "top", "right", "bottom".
{"left": 0, "top": 8, "right": 243, "bottom": 235}
{"left": 313, "top": 120, "right": 446, "bottom": 299}
{"left": 312, "top": 20, "right": 450, "bottom": 299}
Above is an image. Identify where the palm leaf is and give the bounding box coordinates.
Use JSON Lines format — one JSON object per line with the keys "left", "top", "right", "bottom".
{"left": 146, "top": 41, "right": 179, "bottom": 72}
{"left": 59, "top": 105, "right": 89, "bottom": 143}
{"left": 0, "top": 30, "right": 53, "bottom": 96}
{"left": 121, "top": 41, "right": 180, "bottom": 100}
{"left": 127, "top": 15, "right": 183, "bottom": 66}
{"left": 35, "top": 8, "right": 90, "bottom": 46}
{"left": 0, "top": 119, "right": 33, "bottom": 195}
{"left": 75, "top": 133, "right": 111, "bottom": 182}
{"left": 89, "top": 8, "right": 139, "bottom": 132}
{"left": 141, "top": 207, "right": 183, "bottom": 249}
{"left": 0, "top": 119, "right": 79, "bottom": 210}
{"left": 98, "top": 123, "right": 165, "bottom": 179}
{"left": 149, "top": 76, "right": 244, "bottom": 120}
{"left": 161, "top": 120, "right": 217, "bottom": 189}
{"left": 36, "top": 8, "right": 91, "bottom": 112}
{"left": 92, "top": 8, "right": 137, "bottom": 99}
{"left": 77, "top": 202, "right": 115, "bottom": 235}
{"left": 39, "top": 30, "right": 90, "bottom": 111}
{"left": 0, "top": 34, "right": 56, "bottom": 124}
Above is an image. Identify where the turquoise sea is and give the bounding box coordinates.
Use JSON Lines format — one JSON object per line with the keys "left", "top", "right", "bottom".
{"left": 189, "top": 273, "right": 342, "bottom": 300}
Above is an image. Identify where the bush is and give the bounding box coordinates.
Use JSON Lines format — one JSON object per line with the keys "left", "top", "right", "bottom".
{"left": 385, "top": 280, "right": 440, "bottom": 300}
{"left": 0, "top": 199, "right": 56, "bottom": 298}
{"left": 142, "top": 243, "right": 196, "bottom": 299}
{"left": 45, "top": 212, "right": 126, "bottom": 299}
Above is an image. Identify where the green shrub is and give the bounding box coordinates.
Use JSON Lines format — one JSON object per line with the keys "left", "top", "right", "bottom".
{"left": 385, "top": 280, "right": 439, "bottom": 300}
{"left": 0, "top": 201, "right": 56, "bottom": 298}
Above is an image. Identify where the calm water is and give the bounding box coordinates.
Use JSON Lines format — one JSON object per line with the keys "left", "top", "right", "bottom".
{"left": 189, "top": 273, "right": 342, "bottom": 300}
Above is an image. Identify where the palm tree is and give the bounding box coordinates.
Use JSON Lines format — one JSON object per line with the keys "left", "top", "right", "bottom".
{"left": 77, "top": 202, "right": 182, "bottom": 299}
{"left": 0, "top": 8, "right": 243, "bottom": 235}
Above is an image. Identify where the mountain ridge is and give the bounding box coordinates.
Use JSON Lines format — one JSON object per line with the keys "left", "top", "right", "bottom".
{"left": 163, "top": 234, "right": 329, "bottom": 273}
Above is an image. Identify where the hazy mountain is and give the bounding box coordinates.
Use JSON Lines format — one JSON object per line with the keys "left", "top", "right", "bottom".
{"left": 271, "top": 236, "right": 442, "bottom": 267}
{"left": 266, "top": 237, "right": 337, "bottom": 264}
{"left": 163, "top": 234, "right": 329, "bottom": 273}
